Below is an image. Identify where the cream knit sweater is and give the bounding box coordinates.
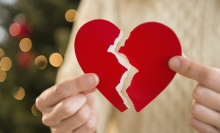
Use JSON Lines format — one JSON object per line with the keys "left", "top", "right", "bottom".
{"left": 56, "top": 0, "right": 220, "bottom": 133}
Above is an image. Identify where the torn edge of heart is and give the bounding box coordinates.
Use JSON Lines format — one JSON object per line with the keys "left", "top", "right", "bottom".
{"left": 107, "top": 31, "right": 133, "bottom": 109}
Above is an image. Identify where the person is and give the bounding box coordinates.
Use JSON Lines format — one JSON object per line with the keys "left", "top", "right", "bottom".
{"left": 36, "top": 0, "right": 220, "bottom": 133}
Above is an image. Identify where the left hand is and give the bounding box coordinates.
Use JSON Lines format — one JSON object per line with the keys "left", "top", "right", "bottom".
{"left": 169, "top": 56, "right": 220, "bottom": 133}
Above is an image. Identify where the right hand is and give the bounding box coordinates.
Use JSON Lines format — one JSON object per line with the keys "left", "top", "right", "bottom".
{"left": 36, "top": 73, "right": 99, "bottom": 133}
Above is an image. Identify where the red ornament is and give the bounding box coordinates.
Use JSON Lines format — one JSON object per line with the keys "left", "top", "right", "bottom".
{"left": 75, "top": 19, "right": 182, "bottom": 112}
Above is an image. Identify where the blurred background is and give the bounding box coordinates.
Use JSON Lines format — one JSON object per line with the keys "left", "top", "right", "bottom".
{"left": 0, "top": 0, "right": 80, "bottom": 132}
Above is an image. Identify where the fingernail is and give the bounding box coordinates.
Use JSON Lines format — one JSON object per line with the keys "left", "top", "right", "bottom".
{"left": 169, "top": 58, "right": 180, "bottom": 70}
{"left": 85, "top": 75, "right": 96, "bottom": 86}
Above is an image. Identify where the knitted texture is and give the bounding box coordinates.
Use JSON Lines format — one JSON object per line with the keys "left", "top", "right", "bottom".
{"left": 56, "top": 0, "right": 220, "bottom": 133}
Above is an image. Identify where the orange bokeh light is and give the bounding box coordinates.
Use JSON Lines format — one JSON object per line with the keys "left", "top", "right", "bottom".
{"left": 0, "top": 57, "right": 12, "bottom": 71}
{"left": 35, "top": 55, "right": 48, "bottom": 69}
{"left": 65, "top": 9, "right": 78, "bottom": 22}
{"left": 49, "top": 53, "right": 63, "bottom": 67}
{"left": 13, "top": 86, "right": 25, "bottom": 100}
{"left": 0, "top": 68, "right": 6, "bottom": 82}
{"left": 19, "top": 38, "right": 32, "bottom": 52}
{"left": 31, "top": 104, "right": 41, "bottom": 116}
{"left": 0, "top": 48, "right": 4, "bottom": 59}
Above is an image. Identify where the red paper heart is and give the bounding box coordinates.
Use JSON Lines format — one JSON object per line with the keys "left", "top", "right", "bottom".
{"left": 75, "top": 19, "right": 182, "bottom": 112}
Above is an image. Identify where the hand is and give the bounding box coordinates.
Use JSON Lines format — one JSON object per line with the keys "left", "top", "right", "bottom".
{"left": 169, "top": 56, "right": 220, "bottom": 133}
{"left": 36, "top": 73, "right": 99, "bottom": 133}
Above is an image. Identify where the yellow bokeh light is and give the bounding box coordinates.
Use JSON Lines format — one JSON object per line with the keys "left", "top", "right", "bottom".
{"left": 0, "top": 68, "right": 6, "bottom": 82}
{"left": 31, "top": 104, "right": 41, "bottom": 116}
{"left": 65, "top": 9, "right": 78, "bottom": 22}
{"left": 0, "top": 57, "right": 12, "bottom": 71}
{"left": 13, "top": 86, "right": 25, "bottom": 100}
{"left": 19, "top": 38, "right": 32, "bottom": 52}
{"left": 49, "top": 53, "right": 63, "bottom": 67}
{"left": 35, "top": 55, "right": 47, "bottom": 69}
{"left": 0, "top": 48, "right": 5, "bottom": 59}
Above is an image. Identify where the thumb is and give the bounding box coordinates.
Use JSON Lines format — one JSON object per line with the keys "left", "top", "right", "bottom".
{"left": 81, "top": 73, "right": 99, "bottom": 94}
{"left": 168, "top": 56, "right": 220, "bottom": 93}
{"left": 168, "top": 56, "right": 208, "bottom": 84}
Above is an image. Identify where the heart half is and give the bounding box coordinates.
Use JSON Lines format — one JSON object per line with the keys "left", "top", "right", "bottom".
{"left": 75, "top": 19, "right": 182, "bottom": 112}
{"left": 119, "top": 22, "right": 182, "bottom": 112}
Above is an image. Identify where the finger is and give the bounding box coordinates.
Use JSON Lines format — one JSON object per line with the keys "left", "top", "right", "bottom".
{"left": 169, "top": 56, "right": 220, "bottom": 90}
{"left": 36, "top": 73, "right": 99, "bottom": 109}
{"left": 42, "top": 93, "right": 86, "bottom": 126}
{"left": 193, "top": 84, "right": 220, "bottom": 112}
{"left": 169, "top": 56, "right": 207, "bottom": 81}
{"left": 52, "top": 104, "right": 91, "bottom": 133}
{"left": 85, "top": 92, "right": 96, "bottom": 107}
{"left": 190, "top": 101, "right": 220, "bottom": 129}
{"left": 73, "top": 107, "right": 98, "bottom": 133}
{"left": 189, "top": 114, "right": 219, "bottom": 133}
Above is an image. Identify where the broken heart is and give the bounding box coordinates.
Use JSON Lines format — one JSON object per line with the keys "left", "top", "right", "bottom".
{"left": 75, "top": 19, "right": 182, "bottom": 112}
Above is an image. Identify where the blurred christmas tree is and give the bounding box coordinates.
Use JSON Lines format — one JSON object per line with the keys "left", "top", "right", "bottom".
{"left": 0, "top": 0, "right": 80, "bottom": 132}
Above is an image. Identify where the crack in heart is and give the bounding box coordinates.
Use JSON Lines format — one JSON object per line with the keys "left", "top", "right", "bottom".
{"left": 107, "top": 30, "right": 139, "bottom": 109}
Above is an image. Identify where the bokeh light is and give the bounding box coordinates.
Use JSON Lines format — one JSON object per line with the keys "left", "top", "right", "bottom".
{"left": 19, "top": 38, "right": 32, "bottom": 52}
{"left": 9, "top": 23, "right": 21, "bottom": 36}
{"left": 35, "top": 55, "right": 47, "bottom": 69}
{"left": 65, "top": 9, "right": 78, "bottom": 22}
{"left": 31, "top": 104, "right": 41, "bottom": 116}
{"left": 0, "top": 48, "right": 5, "bottom": 59}
{"left": 13, "top": 86, "right": 25, "bottom": 100}
{"left": 0, "top": 57, "right": 12, "bottom": 71}
{"left": 0, "top": 68, "right": 7, "bottom": 82}
{"left": 49, "top": 53, "right": 63, "bottom": 67}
